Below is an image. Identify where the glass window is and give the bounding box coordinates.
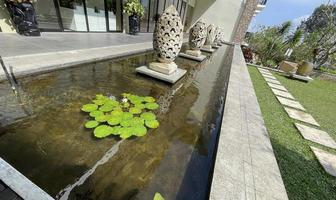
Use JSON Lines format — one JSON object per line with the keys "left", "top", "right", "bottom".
{"left": 58, "top": 0, "right": 88, "bottom": 31}
{"left": 33, "top": 0, "right": 61, "bottom": 30}
{"left": 86, "top": 0, "right": 106, "bottom": 32}
{"left": 147, "top": 0, "right": 158, "bottom": 32}
{"left": 106, "top": 0, "right": 122, "bottom": 31}
{"left": 140, "top": 0, "right": 149, "bottom": 32}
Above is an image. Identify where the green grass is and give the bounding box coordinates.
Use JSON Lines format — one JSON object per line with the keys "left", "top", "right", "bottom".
{"left": 248, "top": 66, "right": 336, "bottom": 200}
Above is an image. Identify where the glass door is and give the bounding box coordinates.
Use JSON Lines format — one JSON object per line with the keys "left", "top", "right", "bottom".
{"left": 85, "top": 0, "right": 107, "bottom": 31}
{"left": 34, "top": 0, "right": 62, "bottom": 31}
{"left": 106, "top": 0, "right": 122, "bottom": 31}
{"left": 58, "top": 0, "right": 88, "bottom": 31}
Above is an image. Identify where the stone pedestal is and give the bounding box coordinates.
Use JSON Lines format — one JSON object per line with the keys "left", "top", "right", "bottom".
{"left": 136, "top": 66, "right": 187, "bottom": 84}
{"left": 149, "top": 62, "right": 177, "bottom": 75}
{"left": 186, "top": 49, "right": 201, "bottom": 57}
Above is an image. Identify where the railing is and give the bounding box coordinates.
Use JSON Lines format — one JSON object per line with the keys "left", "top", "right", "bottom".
{"left": 258, "top": 0, "right": 268, "bottom": 5}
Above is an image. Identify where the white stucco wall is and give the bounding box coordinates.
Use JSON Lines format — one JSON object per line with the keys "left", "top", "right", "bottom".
{"left": 188, "top": 0, "right": 245, "bottom": 42}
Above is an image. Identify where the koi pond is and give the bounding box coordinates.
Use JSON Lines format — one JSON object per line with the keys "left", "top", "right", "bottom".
{"left": 0, "top": 44, "right": 233, "bottom": 200}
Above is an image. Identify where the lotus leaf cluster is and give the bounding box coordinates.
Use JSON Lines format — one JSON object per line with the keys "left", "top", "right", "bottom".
{"left": 81, "top": 93, "right": 160, "bottom": 139}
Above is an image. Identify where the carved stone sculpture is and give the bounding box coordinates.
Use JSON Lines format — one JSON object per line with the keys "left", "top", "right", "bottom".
{"left": 151, "top": 5, "right": 183, "bottom": 75}
{"left": 203, "top": 24, "right": 216, "bottom": 50}
{"left": 214, "top": 26, "right": 221, "bottom": 45}
{"left": 186, "top": 19, "right": 207, "bottom": 57}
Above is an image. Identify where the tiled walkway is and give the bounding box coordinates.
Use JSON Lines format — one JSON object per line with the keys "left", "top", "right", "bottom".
{"left": 210, "top": 47, "right": 288, "bottom": 200}
{"left": 257, "top": 67, "right": 336, "bottom": 178}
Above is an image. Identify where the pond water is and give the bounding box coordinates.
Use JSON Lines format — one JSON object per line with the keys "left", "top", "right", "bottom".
{"left": 0, "top": 44, "right": 233, "bottom": 200}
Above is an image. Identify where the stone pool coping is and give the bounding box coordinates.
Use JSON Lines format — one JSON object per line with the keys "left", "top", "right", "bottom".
{"left": 209, "top": 45, "right": 288, "bottom": 200}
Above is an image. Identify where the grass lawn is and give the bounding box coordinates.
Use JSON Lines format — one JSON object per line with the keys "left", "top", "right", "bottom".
{"left": 248, "top": 66, "right": 336, "bottom": 200}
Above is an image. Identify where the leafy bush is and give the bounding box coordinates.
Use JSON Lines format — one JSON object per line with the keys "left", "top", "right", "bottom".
{"left": 123, "top": 0, "right": 145, "bottom": 18}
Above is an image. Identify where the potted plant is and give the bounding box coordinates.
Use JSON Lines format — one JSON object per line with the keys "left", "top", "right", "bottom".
{"left": 123, "top": 0, "right": 145, "bottom": 35}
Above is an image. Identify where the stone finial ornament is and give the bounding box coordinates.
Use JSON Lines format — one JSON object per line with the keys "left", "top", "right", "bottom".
{"left": 186, "top": 19, "right": 207, "bottom": 57}
{"left": 203, "top": 24, "right": 216, "bottom": 49}
{"left": 152, "top": 5, "right": 183, "bottom": 73}
{"left": 189, "top": 19, "right": 207, "bottom": 50}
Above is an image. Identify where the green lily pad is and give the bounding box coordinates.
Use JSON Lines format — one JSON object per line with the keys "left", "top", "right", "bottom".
{"left": 81, "top": 104, "right": 98, "bottom": 112}
{"left": 129, "top": 107, "right": 142, "bottom": 114}
{"left": 107, "top": 116, "right": 122, "bottom": 126}
{"left": 120, "top": 127, "right": 133, "bottom": 139}
{"left": 111, "top": 126, "right": 122, "bottom": 135}
{"left": 122, "top": 112, "right": 133, "bottom": 120}
{"left": 122, "top": 102, "right": 130, "bottom": 108}
{"left": 122, "top": 93, "right": 131, "bottom": 98}
{"left": 145, "top": 102, "right": 159, "bottom": 110}
{"left": 140, "top": 112, "right": 156, "bottom": 121}
{"left": 95, "top": 115, "right": 108, "bottom": 122}
{"left": 120, "top": 119, "right": 132, "bottom": 127}
{"left": 145, "top": 119, "right": 159, "bottom": 129}
{"left": 89, "top": 110, "right": 104, "bottom": 118}
{"left": 154, "top": 193, "right": 165, "bottom": 200}
{"left": 144, "top": 96, "right": 155, "bottom": 103}
{"left": 132, "top": 125, "right": 147, "bottom": 137}
{"left": 94, "top": 125, "right": 113, "bottom": 138}
{"left": 92, "top": 99, "right": 105, "bottom": 106}
{"left": 134, "top": 103, "right": 146, "bottom": 109}
{"left": 99, "top": 104, "right": 114, "bottom": 112}
{"left": 105, "top": 99, "right": 119, "bottom": 107}
{"left": 111, "top": 110, "right": 123, "bottom": 117}
{"left": 85, "top": 120, "right": 99, "bottom": 129}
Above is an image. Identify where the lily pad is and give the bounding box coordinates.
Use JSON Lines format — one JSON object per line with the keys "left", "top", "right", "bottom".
{"left": 132, "top": 125, "right": 147, "bottom": 137}
{"left": 81, "top": 104, "right": 98, "bottom": 112}
{"left": 120, "top": 119, "right": 132, "bottom": 127}
{"left": 107, "top": 116, "right": 122, "bottom": 126}
{"left": 92, "top": 99, "right": 105, "bottom": 106}
{"left": 122, "top": 102, "right": 130, "bottom": 108}
{"left": 134, "top": 103, "right": 146, "bottom": 109}
{"left": 120, "top": 127, "right": 133, "bottom": 139}
{"left": 105, "top": 99, "right": 119, "bottom": 107}
{"left": 145, "top": 102, "right": 159, "bottom": 110}
{"left": 111, "top": 126, "right": 122, "bottom": 135}
{"left": 95, "top": 115, "right": 108, "bottom": 122}
{"left": 129, "top": 107, "right": 142, "bottom": 114}
{"left": 111, "top": 110, "right": 123, "bottom": 117}
{"left": 85, "top": 120, "right": 99, "bottom": 129}
{"left": 144, "top": 96, "right": 155, "bottom": 103}
{"left": 145, "top": 120, "right": 159, "bottom": 129}
{"left": 99, "top": 104, "right": 114, "bottom": 112}
{"left": 122, "top": 112, "right": 133, "bottom": 120}
{"left": 89, "top": 110, "right": 104, "bottom": 118}
{"left": 94, "top": 125, "right": 113, "bottom": 138}
{"left": 140, "top": 112, "right": 156, "bottom": 121}
{"left": 154, "top": 193, "right": 165, "bottom": 200}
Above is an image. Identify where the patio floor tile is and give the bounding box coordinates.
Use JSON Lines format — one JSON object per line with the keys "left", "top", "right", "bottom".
{"left": 267, "top": 82, "right": 288, "bottom": 92}
{"left": 271, "top": 88, "right": 295, "bottom": 100}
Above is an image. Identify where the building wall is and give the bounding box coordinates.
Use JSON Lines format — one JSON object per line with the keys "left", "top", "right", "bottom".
{"left": 186, "top": 0, "right": 246, "bottom": 42}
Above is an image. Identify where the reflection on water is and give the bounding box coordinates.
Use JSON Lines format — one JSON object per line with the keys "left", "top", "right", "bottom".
{"left": 0, "top": 44, "right": 233, "bottom": 200}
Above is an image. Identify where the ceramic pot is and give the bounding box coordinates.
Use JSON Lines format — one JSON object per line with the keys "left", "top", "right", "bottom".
{"left": 129, "top": 15, "right": 140, "bottom": 35}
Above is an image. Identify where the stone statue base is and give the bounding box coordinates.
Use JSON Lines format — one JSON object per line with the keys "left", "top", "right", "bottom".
{"left": 136, "top": 66, "right": 187, "bottom": 84}
{"left": 201, "top": 45, "right": 215, "bottom": 53}
{"left": 149, "top": 62, "right": 178, "bottom": 75}
{"left": 186, "top": 49, "right": 202, "bottom": 57}
{"left": 179, "top": 52, "right": 206, "bottom": 62}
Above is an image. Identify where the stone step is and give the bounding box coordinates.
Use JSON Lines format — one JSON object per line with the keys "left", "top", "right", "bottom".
{"left": 284, "top": 107, "right": 320, "bottom": 127}
{"left": 276, "top": 96, "right": 306, "bottom": 111}
{"left": 295, "top": 123, "right": 336, "bottom": 149}
{"left": 310, "top": 146, "right": 336, "bottom": 177}
{"left": 271, "top": 88, "right": 295, "bottom": 100}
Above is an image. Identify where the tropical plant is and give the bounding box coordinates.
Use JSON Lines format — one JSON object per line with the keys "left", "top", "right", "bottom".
{"left": 81, "top": 93, "right": 160, "bottom": 139}
{"left": 123, "top": 0, "right": 145, "bottom": 18}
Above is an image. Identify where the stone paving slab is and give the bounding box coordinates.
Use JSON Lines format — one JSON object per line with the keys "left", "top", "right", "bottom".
{"left": 310, "top": 146, "right": 336, "bottom": 177}
{"left": 210, "top": 45, "right": 288, "bottom": 200}
{"left": 262, "top": 74, "right": 277, "bottom": 80}
{"left": 284, "top": 107, "right": 320, "bottom": 127}
{"left": 267, "top": 82, "right": 288, "bottom": 92}
{"left": 260, "top": 71, "right": 273, "bottom": 76}
{"left": 271, "top": 88, "right": 295, "bottom": 100}
{"left": 265, "top": 78, "right": 281, "bottom": 85}
{"left": 276, "top": 96, "right": 306, "bottom": 111}
{"left": 295, "top": 123, "right": 336, "bottom": 149}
